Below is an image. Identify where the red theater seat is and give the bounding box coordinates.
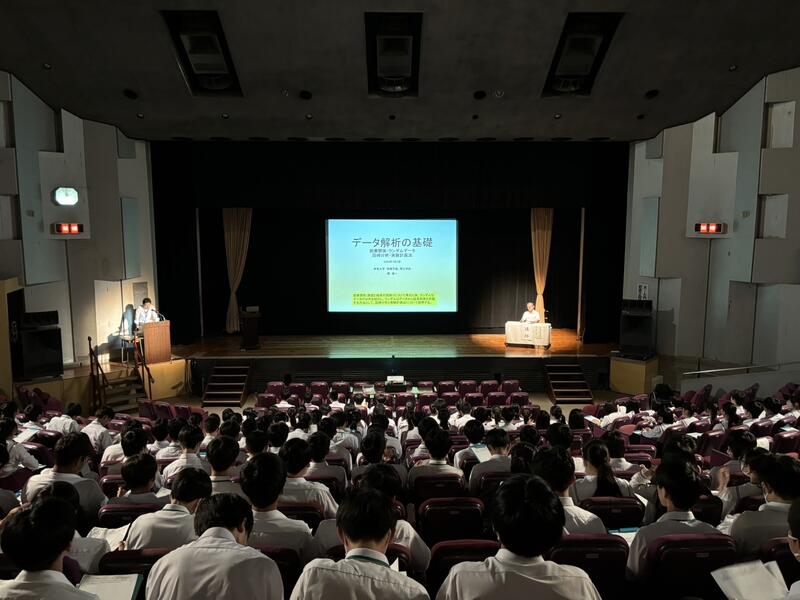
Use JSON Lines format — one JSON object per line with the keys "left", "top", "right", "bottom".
{"left": 579, "top": 497, "right": 645, "bottom": 530}
{"left": 97, "top": 503, "right": 162, "bottom": 528}
{"left": 277, "top": 502, "right": 325, "bottom": 533}
{"left": 417, "top": 497, "right": 485, "bottom": 546}
{"left": 426, "top": 540, "right": 501, "bottom": 597}
{"left": 545, "top": 533, "right": 629, "bottom": 600}
{"left": 411, "top": 474, "right": 466, "bottom": 504}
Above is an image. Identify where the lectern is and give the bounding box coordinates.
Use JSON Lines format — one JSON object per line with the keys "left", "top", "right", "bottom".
{"left": 142, "top": 321, "right": 171, "bottom": 364}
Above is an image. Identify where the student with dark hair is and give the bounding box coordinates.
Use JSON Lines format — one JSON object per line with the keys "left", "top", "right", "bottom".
{"left": 163, "top": 425, "right": 210, "bottom": 481}
{"left": 266, "top": 422, "right": 290, "bottom": 453}
{"left": 148, "top": 418, "right": 170, "bottom": 454}
{"left": 156, "top": 418, "right": 188, "bottom": 460}
{"left": 567, "top": 408, "right": 585, "bottom": 430}
{"left": 278, "top": 439, "right": 338, "bottom": 519}
{"left": 0, "top": 445, "right": 20, "bottom": 515}
{"left": 146, "top": 492, "right": 282, "bottom": 600}
{"left": 549, "top": 405, "right": 564, "bottom": 425}
{"left": 241, "top": 452, "right": 313, "bottom": 557}
{"left": 714, "top": 401, "right": 743, "bottom": 431}
{"left": 438, "top": 474, "right": 601, "bottom": 599}
{"left": 127, "top": 468, "right": 212, "bottom": 551}
{"left": 352, "top": 429, "right": 408, "bottom": 486}
{"left": 288, "top": 411, "right": 313, "bottom": 442}
{"left": 598, "top": 402, "right": 626, "bottom": 429}
{"left": 517, "top": 425, "right": 541, "bottom": 448}
{"left": 787, "top": 499, "right": 800, "bottom": 598}
{"left": 371, "top": 413, "right": 402, "bottom": 459}
{"left": 22, "top": 432, "right": 105, "bottom": 519}
{"left": 109, "top": 453, "right": 168, "bottom": 506}
{"left": 468, "top": 428, "right": 511, "bottom": 495}
{"left": 716, "top": 447, "right": 768, "bottom": 516}
{"left": 730, "top": 454, "right": 800, "bottom": 558}
{"left": 408, "top": 428, "right": 463, "bottom": 488}
{"left": 403, "top": 410, "right": 427, "bottom": 442}
{"left": 330, "top": 411, "right": 360, "bottom": 455}
{"left": 571, "top": 440, "right": 634, "bottom": 502}
{"left": 742, "top": 400, "right": 764, "bottom": 426}
{"left": 534, "top": 410, "right": 551, "bottom": 430}
{"left": 709, "top": 429, "right": 757, "bottom": 490}
{"left": 626, "top": 461, "right": 719, "bottom": 579}
{"left": 20, "top": 404, "right": 44, "bottom": 432}
{"left": 45, "top": 402, "right": 82, "bottom": 435}
{"left": 101, "top": 421, "right": 145, "bottom": 466}
{"left": 763, "top": 397, "right": 784, "bottom": 422}
{"left": 603, "top": 431, "right": 636, "bottom": 472}
{"left": 291, "top": 488, "right": 428, "bottom": 600}
{"left": 453, "top": 419, "right": 486, "bottom": 470}
{"left": 202, "top": 413, "right": 221, "bottom": 446}
{"left": 207, "top": 435, "right": 247, "bottom": 499}
{"left": 448, "top": 400, "right": 475, "bottom": 430}
{"left": 305, "top": 432, "right": 348, "bottom": 493}
{"left": 317, "top": 418, "right": 353, "bottom": 471}
{"left": 81, "top": 407, "right": 115, "bottom": 454}
{"left": 0, "top": 497, "right": 100, "bottom": 599}
{"left": 509, "top": 442, "right": 536, "bottom": 475}
{"left": 0, "top": 416, "right": 41, "bottom": 480}
{"left": 245, "top": 429, "right": 269, "bottom": 458}
{"left": 410, "top": 416, "right": 440, "bottom": 460}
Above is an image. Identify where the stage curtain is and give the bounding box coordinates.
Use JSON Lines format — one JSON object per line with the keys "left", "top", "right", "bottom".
{"left": 531, "top": 207, "right": 554, "bottom": 318}
{"left": 223, "top": 207, "right": 252, "bottom": 333}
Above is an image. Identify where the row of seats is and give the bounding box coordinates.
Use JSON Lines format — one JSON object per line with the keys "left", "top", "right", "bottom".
{"left": 265, "top": 379, "right": 523, "bottom": 398}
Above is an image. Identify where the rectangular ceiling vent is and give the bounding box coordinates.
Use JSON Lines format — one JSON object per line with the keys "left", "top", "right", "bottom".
{"left": 543, "top": 12, "right": 623, "bottom": 96}
{"left": 365, "top": 13, "right": 422, "bottom": 97}
{"left": 162, "top": 10, "right": 242, "bottom": 96}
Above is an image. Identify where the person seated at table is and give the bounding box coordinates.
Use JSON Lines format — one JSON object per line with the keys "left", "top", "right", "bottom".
{"left": 290, "top": 487, "right": 428, "bottom": 600}
{"left": 468, "top": 429, "right": 511, "bottom": 495}
{"left": 570, "top": 440, "right": 634, "bottom": 503}
{"left": 437, "top": 474, "right": 601, "bottom": 599}
{"left": 109, "top": 453, "right": 169, "bottom": 506}
{"left": 408, "top": 429, "right": 463, "bottom": 488}
{"left": 520, "top": 302, "right": 540, "bottom": 323}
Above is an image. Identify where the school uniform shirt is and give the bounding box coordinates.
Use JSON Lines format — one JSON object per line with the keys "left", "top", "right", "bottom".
{"left": 126, "top": 504, "right": 197, "bottom": 550}
{"left": 728, "top": 501, "right": 791, "bottom": 559}
{"left": 384, "top": 435, "right": 402, "bottom": 459}
{"left": 45, "top": 414, "right": 81, "bottom": 436}
{"left": 306, "top": 462, "right": 348, "bottom": 493}
{"left": 351, "top": 463, "right": 408, "bottom": 487}
{"left": 453, "top": 444, "right": 484, "bottom": 470}
{"left": 146, "top": 527, "right": 283, "bottom": 600}
{"left": 0, "top": 439, "right": 41, "bottom": 478}
{"left": 162, "top": 453, "right": 211, "bottom": 481}
{"left": 640, "top": 423, "right": 671, "bottom": 440}
{"left": 287, "top": 428, "right": 311, "bottom": 441}
{"left": 609, "top": 457, "right": 636, "bottom": 472}
{"left": 411, "top": 443, "right": 430, "bottom": 461}
{"left": 248, "top": 510, "right": 314, "bottom": 560}
{"left": 0, "top": 570, "right": 100, "bottom": 600}
{"left": 559, "top": 497, "right": 606, "bottom": 534}
{"left": 100, "top": 443, "right": 125, "bottom": 464}
{"left": 436, "top": 549, "right": 601, "bottom": 600}
{"left": 22, "top": 470, "right": 106, "bottom": 518}
{"left": 570, "top": 475, "right": 635, "bottom": 504}
{"left": 107, "top": 491, "right": 169, "bottom": 507}
{"left": 312, "top": 518, "right": 431, "bottom": 572}
{"left": 327, "top": 444, "right": 353, "bottom": 472}
{"left": 709, "top": 459, "right": 741, "bottom": 491}
{"left": 520, "top": 309, "right": 541, "bottom": 323}
{"left": 405, "top": 428, "right": 421, "bottom": 443}
{"left": 788, "top": 580, "right": 800, "bottom": 600}
{"left": 675, "top": 415, "right": 698, "bottom": 429}
{"left": 408, "top": 460, "right": 464, "bottom": 489}
{"left": 280, "top": 477, "right": 339, "bottom": 519}
{"left": 626, "top": 511, "right": 722, "bottom": 578}
{"left": 69, "top": 532, "right": 109, "bottom": 574}
{"left": 201, "top": 433, "right": 217, "bottom": 447}
{"left": 290, "top": 547, "right": 428, "bottom": 600}
{"left": 81, "top": 421, "right": 114, "bottom": 454}
{"left": 449, "top": 412, "right": 475, "bottom": 430}
{"left": 599, "top": 410, "right": 626, "bottom": 429}
{"left": 210, "top": 475, "right": 248, "bottom": 500}
{"left": 468, "top": 455, "right": 511, "bottom": 495}
{"left": 155, "top": 442, "right": 183, "bottom": 460}
{"left": 148, "top": 440, "right": 169, "bottom": 455}
{"left": 332, "top": 430, "right": 360, "bottom": 454}
{"left": 715, "top": 482, "right": 762, "bottom": 517}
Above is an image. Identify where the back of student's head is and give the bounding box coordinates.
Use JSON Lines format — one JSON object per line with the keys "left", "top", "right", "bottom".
{"left": 484, "top": 428, "right": 510, "bottom": 452}
{"left": 760, "top": 454, "right": 800, "bottom": 501}
{"left": 65, "top": 402, "right": 82, "bottom": 418}
{"left": 424, "top": 428, "right": 452, "bottom": 460}
{"left": 549, "top": 405, "right": 563, "bottom": 423}
{"left": 662, "top": 435, "right": 697, "bottom": 464}
{"left": 35, "top": 481, "right": 82, "bottom": 522}
{"left": 653, "top": 460, "right": 702, "bottom": 510}
{"left": 121, "top": 428, "right": 148, "bottom": 457}
{"left": 491, "top": 474, "right": 564, "bottom": 557}
{"left": 167, "top": 418, "right": 188, "bottom": 442}
{"left": 170, "top": 467, "right": 212, "bottom": 503}
{"left": 727, "top": 429, "right": 757, "bottom": 460}
{"left": 567, "top": 409, "right": 585, "bottom": 430}
{"left": 336, "top": 487, "right": 397, "bottom": 544}
{"left": 151, "top": 418, "right": 169, "bottom": 442}
{"left": 178, "top": 425, "right": 203, "bottom": 450}
{"left": 219, "top": 419, "right": 240, "bottom": 439}
{"left": 371, "top": 413, "right": 389, "bottom": 433}
{"left": 743, "top": 400, "right": 763, "bottom": 419}
{"left": 518, "top": 425, "right": 541, "bottom": 448}
{"left": 583, "top": 440, "right": 621, "bottom": 497}
{"left": 360, "top": 463, "right": 403, "bottom": 499}
{"left": 317, "top": 418, "right": 336, "bottom": 439}
{"left": 204, "top": 413, "right": 220, "bottom": 434}
{"left": 501, "top": 406, "right": 516, "bottom": 424}
{"left": 763, "top": 397, "right": 782, "bottom": 416}
{"left": 0, "top": 400, "right": 16, "bottom": 420}
{"left": 121, "top": 453, "right": 157, "bottom": 489}
{"left": 417, "top": 416, "right": 439, "bottom": 441}
{"left": 267, "top": 422, "right": 290, "bottom": 448}
{"left": 603, "top": 431, "right": 626, "bottom": 459}
{"left": 94, "top": 406, "right": 114, "bottom": 421}
{"left": 531, "top": 446, "right": 575, "bottom": 493}
{"left": 509, "top": 442, "right": 536, "bottom": 475}
{"left": 456, "top": 400, "right": 470, "bottom": 415}
{"left": 0, "top": 498, "right": 76, "bottom": 571}
{"left": 241, "top": 418, "right": 257, "bottom": 439}
{"left": 546, "top": 423, "right": 572, "bottom": 450}
{"left": 279, "top": 438, "right": 311, "bottom": 475}
{"left": 360, "top": 430, "right": 386, "bottom": 464}
{"left": 207, "top": 435, "right": 240, "bottom": 472}
{"left": 245, "top": 429, "right": 269, "bottom": 455}
{"left": 24, "top": 404, "right": 43, "bottom": 423}
{"left": 0, "top": 418, "right": 16, "bottom": 440}
{"left": 463, "top": 420, "right": 484, "bottom": 444}
{"left": 535, "top": 410, "right": 551, "bottom": 429}
{"left": 54, "top": 432, "right": 93, "bottom": 467}
{"left": 194, "top": 493, "right": 254, "bottom": 537}
{"left": 308, "top": 432, "right": 331, "bottom": 463}
{"left": 241, "top": 452, "right": 286, "bottom": 508}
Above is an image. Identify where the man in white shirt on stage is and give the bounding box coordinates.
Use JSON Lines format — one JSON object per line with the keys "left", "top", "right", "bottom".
{"left": 521, "top": 302, "right": 540, "bottom": 323}
{"left": 135, "top": 297, "right": 160, "bottom": 329}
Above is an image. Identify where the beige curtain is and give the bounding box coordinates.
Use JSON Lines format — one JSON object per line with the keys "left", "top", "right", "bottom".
{"left": 223, "top": 208, "right": 252, "bottom": 333}
{"left": 530, "top": 207, "right": 554, "bottom": 318}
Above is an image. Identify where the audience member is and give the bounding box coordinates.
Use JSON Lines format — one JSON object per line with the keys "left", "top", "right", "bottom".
{"left": 408, "top": 429, "right": 463, "bottom": 487}
{"left": 305, "top": 432, "right": 348, "bottom": 493}
{"left": 710, "top": 429, "right": 756, "bottom": 490}
{"left": 207, "top": 435, "right": 247, "bottom": 499}
{"left": 604, "top": 431, "right": 636, "bottom": 472}
{"left": 201, "top": 414, "right": 221, "bottom": 446}
{"left": 279, "top": 439, "right": 339, "bottom": 518}
{"left": 81, "top": 407, "right": 115, "bottom": 454}
{"left": 156, "top": 419, "right": 188, "bottom": 460}
{"left": 162, "top": 426, "right": 210, "bottom": 481}
{"left": 148, "top": 418, "right": 170, "bottom": 454}
{"left": 45, "top": 403, "right": 82, "bottom": 435}
{"left": 109, "top": 453, "right": 168, "bottom": 506}
{"left": 571, "top": 440, "right": 634, "bottom": 502}
{"left": 0, "top": 417, "right": 41, "bottom": 479}
{"left": 468, "top": 429, "right": 510, "bottom": 495}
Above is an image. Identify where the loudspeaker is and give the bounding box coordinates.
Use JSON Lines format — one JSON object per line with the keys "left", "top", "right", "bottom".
{"left": 19, "top": 326, "right": 63, "bottom": 380}
{"left": 619, "top": 299, "right": 655, "bottom": 359}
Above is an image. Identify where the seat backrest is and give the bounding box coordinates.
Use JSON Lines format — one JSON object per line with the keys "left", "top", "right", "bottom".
{"left": 579, "top": 496, "right": 645, "bottom": 530}
{"left": 256, "top": 393, "right": 278, "bottom": 408}
{"left": 304, "top": 474, "right": 342, "bottom": 502}
{"left": 458, "top": 381, "right": 478, "bottom": 396}
{"left": 426, "top": 540, "right": 501, "bottom": 597}
{"left": 479, "top": 380, "right": 499, "bottom": 395}
{"left": 266, "top": 381, "right": 285, "bottom": 397}
{"left": 463, "top": 393, "right": 484, "bottom": 408}
{"left": 99, "top": 546, "right": 170, "bottom": 599}
{"left": 508, "top": 391, "right": 529, "bottom": 404}
{"left": 259, "top": 546, "right": 302, "bottom": 595}
{"left": 460, "top": 457, "right": 479, "bottom": 481}
{"left": 760, "top": 537, "right": 800, "bottom": 588}
{"left": 309, "top": 382, "right": 329, "bottom": 398}
{"left": 626, "top": 443, "right": 657, "bottom": 457}
{"left": 417, "top": 497, "right": 485, "bottom": 546}
{"left": 153, "top": 402, "right": 175, "bottom": 420}
{"left": 412, "top": 474, "right": 466, "bottom": 503}
{"left": 156, "top": 458, "right": 177, "bottom": 473}
{"left": 21, "top": 441, "right": 53, "bottom": 467}
{"left": 545, "top": 534, "right": 629, "bottom": 600}
{"left": 688, "top": 419, "right": 712, "bottom": 434}
{"left": 749, "top": 419, "right": 775, "bottom": 438}
{"left": 486, "top": 392, "right": 508, "bottom": 407}
{"left": 97, "top": 503, "right": 162, "bottom": 528}
{"left": 501, "top": 380, "right": 520, "bottom": 394}
{"left": 440, "top": 392, "right": 461, "bottom": 407}
{"left": 478, "top": 470, "right": 512, "bottom": 498}
{"left": 774, "top": 430, "right": 800, "bottom": 454}
{"left": 437, "top": 381, "right": 456, "bottom": 394}
{"left": 100, "top": 475, "right": 125, "bottom": 498}
{"left": 31, "top": 430, "right": 62, "bottom": 449}
{"left": 277, "top": 502, "right": 325, "bottom": 533}
{"left": 696, "top": 430, "right": 726, "bottom": 456}
{"left": 289, "top": 382, "right": 309, "bottom": 397}
{"left": 137, "top": 400, "right": 157, "bottom": 420}
{"left": 731, "top": 494, "right": 765, "bottom": 515}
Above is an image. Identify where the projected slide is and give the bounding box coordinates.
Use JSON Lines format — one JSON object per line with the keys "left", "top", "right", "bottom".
{"left": 327, "top": 219, "right": 458, "bottom": 312}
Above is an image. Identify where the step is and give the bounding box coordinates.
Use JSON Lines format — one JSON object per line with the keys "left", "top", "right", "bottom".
{"left": 209, "top": 373, "right": 249, "bottom": 379}
{"left": 215, "top": 366, "right": 249, "bottom": 371}
{"left": 202, "top": 398, "right": 244, "bottom": 407}
{"left": 203, "top": 391, "right": 244, "bottom": 397}
{"left": 104, "top": 402, "right": 139, "bottom": 413}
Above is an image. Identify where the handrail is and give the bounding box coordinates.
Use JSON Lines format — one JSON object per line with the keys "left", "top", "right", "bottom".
{"left": 87, "top": 336, "right": 108, "bottom": 410}
{"left": 134, "top": 337, "right": 154, "bottom": 401}
{"left": 683, "top": 359, "right": 800, "bottom": 378}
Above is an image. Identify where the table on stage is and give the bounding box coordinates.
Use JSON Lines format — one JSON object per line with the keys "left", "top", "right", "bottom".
{"left": 504, "top": 321, "right": 552, "bottom": 348}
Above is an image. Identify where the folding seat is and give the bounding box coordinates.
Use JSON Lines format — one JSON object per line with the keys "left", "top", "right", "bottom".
{"left": 486, "top": 392, "right": 508, "bottom": 407}
{"left": 266, "top": 381, "right": 285, "bottom": 397}
{"left": 288, "top": 382, "right": 308, "bottom": 397}
{"left": 749, "top": 419, "right": 775, "bottom": 438}
{"left": 760, "top": 538, "right": 800, "bottom": 588}
{"left": 153, "top": 402, "right": 175, "bottom": 420}
{"left": 658, "top": 425, "right": 688, "bottom": 448}
{"left": 21, "top": 441, "right": 53, "bottom": 467}
{"left": 417, "top": 497, "right": 485, "bottom": 546}
{"left": 688, "top": 419, "right": 711, "bottom": 434}
{"left": 609, "top": 415, "right": 632, "bottom": 431}
{"left": 441, "top": 392, "right": 461, "bottom": 407}
{"left": 99, "top": 474, "right": 125, "bottom": 498}
{"left": 501, "top": 380, "right": 520, "bottom": 394}
{"left": 0, "top": 468, "right": 34, "bottom": 493}
{"left": 437, "top": 381, "right": 456, "bottom": 394}
{"left": 304, "top": 474, "right": 343, "bottom": 502}
{"left": 460, "top": 457, "right": 479, "bottom": 481}
{"left": 772, "top": 416, "right": 797, "bottom": 436}
{"left": 579, "top": 497, "right": 645, "bottom": 530}
{"left": 773, "top": 430, "right": 800, "bottom": 454}
{"left": 476, "top": 471, "right": 513, "bottom": 499}
{"left": 259, "top": 546, "right": 302, "bottom": 595}
{"left": 696, "top": 430, "right": 726, "bottom": 458}
{"left": 462, "top": 392, "right": 483, "bottom": 408}
{"left": 411, "top": 473, "right": 466, "bottom": 504}
{"left": 100, "top": 548, "right": 170, "bottom": 598}
{"left": 731, "top": 494, "right": 765, "bottom": 514}
{"left": 582, "top": 404, "right": 599, "bottom": 417}
{"left": 31, "top": 430, "right": 61, "bottom": 449}
{"left": 645, "top": 534, "right": 737, "bottom": 600}
{"left": 99, "top": 460, "right": 121, "bottom": 477}
{"left": 417, "top": 392, "right": 437, "bottom": 411}
{"left": 395, "top": 392, "right": 415, "bottom": 407}
{"left": 632, "top": 393, "right": 650, "bottom": 410}
{"left": 743, "top": 383, "right": 759, "bottom": 403}
{"left": 626, "top": 443, "right": 657, "bottom": 457}
{"left": 324, "top": 456, "right": 350, "bottom": 476}
{"left": 479, "top": 380, "right": 499, "bottom": 396}
{"left": 426, "top": 540, "right": 501, "bottom": 597}
{"left": 570, "top": 427, "right": 593, "bottom": 447}
{"left": 623, "top": 452, "right": 653, "bottom": 466}
{"left": 107, "top": 418, "right": 128, "bottom": 433}
{"left": 617, "top": 424, "right": 637, "bottom": 437}
{"left": 416, "top": 381, "right": 435, "bottom": 392}
{"left": 692, "top": 494, "right": 723, "bottom": 526}
{"left": 97, "top": 503, "right": 162, "bottom": 528}
{"left": 310, "top": 381, "right": 329, "bottom": 398}
{"left": 508, "top": 391, "right": 529, "bottom": 405}
{"left": 137, "top": 399, "right": 157, "bottom": 420}
{"left": 545, "top": 533, "right": 629, "bottom": 600}
{"left": 278, "top": 502, "right": 325, "bottom": 533}
{"left": 255, "top": 393, "right": 278, "bottom": 408}
{"left": 156, "top": 458, "right": 177, "bottom": 473}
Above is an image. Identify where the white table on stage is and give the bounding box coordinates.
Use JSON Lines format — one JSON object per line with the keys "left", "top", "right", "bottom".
{"left": 504, "top": 321, "right": 552, "bottom": 348}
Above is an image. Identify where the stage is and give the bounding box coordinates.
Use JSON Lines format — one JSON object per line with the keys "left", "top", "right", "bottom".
{"left": 174, "top": 331, "right": 616, "bottom": 396}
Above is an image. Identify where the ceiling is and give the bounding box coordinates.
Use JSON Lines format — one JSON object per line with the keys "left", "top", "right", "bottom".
{"left": 2, "top": 1, "right": 800, "bottom": 142}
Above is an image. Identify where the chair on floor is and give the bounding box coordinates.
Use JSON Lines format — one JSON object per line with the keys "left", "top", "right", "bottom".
{"left": 137, "top": 399, "right": 157, "bottom": 421}
{"left": 479, "top": 380, "right": 499, "bottom": 396}
{"left": 259, "top": 546, "right": 302, "bottom": 598}
{"left": 100, "top": 474, "right": 126, "bottom": 498}
{"left": 304, "top": 474, "right": 343, "bottom": 502}
{"left": 545, "top": 533, "right": 629, "bottom": 600}
{"left": 579, "top": 497, "right": 645, "bottom": 530}
{"left": 692, "top": 494, "right": 723, "bottom": 527}
{"left": 749, "top": 419, "right": 776, "bottom": 438}
{"left": 256, "top": 393, "right": 279, "bottom": 408}
{"left": 31, "top": 430, "right": 62, "bottom": 449}
{"left": 508, "top": 391, "right": 529, "bottom": 405}
{"left": 417, "top": 392, "right": 437, "bottom": 411}
{"left": 426, "top": 540, "right": 501, "bottom": 597}
{"left": 97, "top": 503, "right": 162, "bottom": 528}
{"left": 266, "top": 381, "right": 285, "bottom": 397}
{"left": 309, "top": 381, "right": 329, "bottom": 399}
{"left": 288, "top": 382, "right": 308, "bottom": 397}
{"left": 437, "top": 381, "right": 456, "bottom": 394}
{"left": 411, "top": 474, "right": 466, "bottom": 504}
{"left": 501, "top": 380, "right": 520, "bottom": 394}
{"left": 21, "top": 442, "right": 53, "bottom": 467}
{"left": 463, "top": 392, "right": 484, "bottom": 408}
{"left": 774, "top": 430, "right": 800, "bottom": 454}
{"left": 696, "top": 430, "right": 726, "bottom": 458}
{"left": 417, "top": 497, "right": 485, "bottom": 546}
{"left": 277, "top": 502, "right": 325, "bottom": 533}
{"left": 486, "top": 392, "right": 508, "bottom": 407}
{"left": 457, "top": 380, "right": 478, "bottom": 397}
{"left": 440, "top": 392, "right": 461, "bottom": 407}
{"left": 153, "top": 402, "right": 175, "bottom": 420}
{"left": 99, "top": 548, "right": 171, "bottom": 600}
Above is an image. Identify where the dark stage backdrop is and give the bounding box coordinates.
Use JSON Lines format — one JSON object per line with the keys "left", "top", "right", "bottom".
{"left": 151, "top": 142, "right": 628, "bottom": 344}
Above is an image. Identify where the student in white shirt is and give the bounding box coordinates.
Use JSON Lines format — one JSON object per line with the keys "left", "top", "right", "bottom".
{"left": 317, "top": 419, "right": 353, "bottom": 472}
{"left": 146, "top": 492, "right": 283, "bottom": 600}
{"left": 81, "top": 407, "right": 116, "bottom": 455}
{"left": 437, "top": 473, "right": 601, "bottom": 600}
{"left": 454, "top": 420, "right": 486, "bottom": 470}
{"left": 0, "top": 417, "right": 41, "bottom": 479}
{"left": 266, "top": 421, "right": 291, "bottom": 454}
{"left": 155, "top": 418, "right": 187, "bottom": 460}
{"left": 742, "top": 400, "right": 764, "bottom": 427}
{"left": 108, "top": 453, "right": 169, "bottom": 506}
{"left": 370, "top": 413, "right": 402, "bottom": 460}
{"left": 329, "top": 412, "right": 360, "bottom": 455}
{"left": 279, "top": 438, "right": 339, "bottom": 519}
{"left": 627, "top": 461, "right": 721, "bottom": 579}
{"left": 709, "top": 429, "right": 756, "bottom": 491}
{"left": 147, "top": 418, "right": 170, "bottom": 455}
{"left": 449, "top": 401, "right": 475, "bottom": 431}
{"left": 0, "top": 497, "right": 100, "bottom": 600}
{"left": 675, "top": 404, "right": 700, "bottom": 429}
{"left": 201, "top": 413, "right": 221, "bottom": 447}
{"left": 292, "top": 487, "right": 429, "bottom": 600}
{"left": 785, "top": 498, "right": 800, "bottom": 599}
{"left": 729, "top": 454, "right": 800, "bottom": 559}
{"left": 409, "top": 428, "right": 464, "bottom": 487}
{"left": 45, "top": 403, "right": 82, "bottom": 436}
{"left": 532, "top": 447, "right": 606, "bottom": 534}
{"left": 207, "top": 435, "right": 248, "bottom": 499}
{"left": 306, "top": 432, "right": 348, "bottom": 494}
{"left": 351, "top": 431, "right": 408, "bottom": 487}
{"left": 241, "top": 451, "right": 314, "bottom": 558}
{"left": 571, "top": 440, "right": 634, "bottom": 503}
{"left": 287, "top": 412, "right": 313, "bottom": 441}
{"left": 468, "top": 429, "right": 511, "bottom": 495}
{"left": 520, "top": 301, "right": 540, "bottom": 323}
{"left": 162, "top": 425, "right": 211, "bottom": 482}
{"left": 547, "top": 423, "right": 585, "bottom": 473}
{"left": 715, "top": 447, "right": 768, "bottom": 517}
{"left": 126, "top": 467, "right": 212, "bottom": 550}
{"left": 604, "top": 431, "right": 637, "bottom": 473}
{"left": 23, "top": 432, "right": 106, "bottom": 521}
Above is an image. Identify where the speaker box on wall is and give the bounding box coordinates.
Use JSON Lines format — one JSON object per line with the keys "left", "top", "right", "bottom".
{"left": 619, "top": 299, "right": 655, "bottom": 359}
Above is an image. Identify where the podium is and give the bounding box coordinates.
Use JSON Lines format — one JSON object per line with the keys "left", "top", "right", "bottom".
{"left": 505, "top": 321, "right": 551, "bottom": 348}
{"left": 142, "top": 321, "right": 171, "bottom": 364}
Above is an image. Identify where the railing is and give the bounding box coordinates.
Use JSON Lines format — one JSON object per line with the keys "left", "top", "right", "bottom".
{"left": 88, "top": 336, "right": 109, "bottom": 410}
{"left": 682, "top": 359, "right": 800, "bottom": 379}
{"left": 134, "top": 337, "right": 155, "bottom": 401}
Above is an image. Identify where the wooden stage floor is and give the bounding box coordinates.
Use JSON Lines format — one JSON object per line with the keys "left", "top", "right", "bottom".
{"left": 173, "top": 330, "right": 615, "bottom": 360}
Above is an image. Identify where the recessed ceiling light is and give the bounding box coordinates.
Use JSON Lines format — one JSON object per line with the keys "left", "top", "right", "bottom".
{"left": 282, "top": 89, "right": 290, "bottom": 96}
{"left": 305, "top": 114, "right": 313, "bottom": 120}
{"left": 299, "top": 90, "right": 313, "bottom": 100}
{"left": 388, "top": 114, "right": 396, "bottom": 120}
{"left": 123, "top": 89, "right": 139, "bottom": 100}
{"left": 221, "top": 113, "right": 230, "bottom": 119}
{"left": 553, "top": 113, "right": 562, "bottom": 119}
{"left": 493, "top": 90, "right": 504, "bottom": 98}
{"left": 645, "top": 89, "right": 660, "bottom": 99}
{"left": 636, "top": 113, "right": 645, "bottom": 120}
{"left": 136, "top": 112, "right": 144, "bottom": 119}
{"left": 42, "top": 62, "right": 51, "bottom": 70}
{"left": 472, "top": 114, "right": 479, "bottom": 120}
{"left": 729, "top": 64, "right": 738, "bottom": 72}
{"left": 473, "top": 90, "right": 487, "bottom": 100}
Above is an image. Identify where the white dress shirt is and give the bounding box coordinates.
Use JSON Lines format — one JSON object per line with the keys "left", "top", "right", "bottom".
{"left": 729, "top": 501, "right": 791, "bottom": 559}
{"left": 148, "top": 440, "right": 170, "bottom": 455}
{"left": 468, "top": 455, "right": 511, "bottom": 495}
{"left": 609, "top": 457, "right": 636, "bottom": 472}
{"left": 249, "top": 509, "right": 314, "bottom": 560}
{"left": 135, "top": 306, "right": 160, "bottom": 328}
{"left": 408, "top": 460, "right": 463, "bottom": 489}
{"left": 626, "top": 511, "right": 722, "bottom": 578}
{"left": 126, "top": 504, "right": 197, "bottom": 550}
{"left": 787, "top": 580, "right": 800, "bottom": 599}
{"left": 715, "top": 482, "right": 761, "bottom": 517}
{"left": 453, "top": 445, "right": 483, "bottom": 470}
{"left": 81, "top": 421, "right": 114, "bottom": 454}
{"left": 280, "top": 477, "right": 339, "bottom": 519}
{"left": 306, "top": 462, "right": 348, "bottom": 493}
{"left": 291, "top": 547, "right": 428, "bottom": 600}
{"left": 437, "top": 548, "right": 601, "bottom": 600}
{"left": 559, "top": 497, "right": 606, "bottom": 534}
{"left": 69, "top": 532, "right": 109, "bottom": 574}
{"left": 570, "top": 475, "right": 635, "bottom": 503}
{"left": 0, "top": 439, "right": 41, "bottom": 478}
{"left": 0, "top": 570, "right": 99, "bottom": 600}
{"left": 162, "top": 453, "right": 211, "bottom": 481}
{"left": 22, "top": 470, "right": 106, "bottom": 518}
{"left": 210, "top": 475, "right": 248, "bottom": 500}
{"left": 327, "top": 443, "right": 353, "bottom": 471}
{"left": 155, "top": 442, "right": 183, "bottom": 460}
{"left": 449, "top": 412, "right": 475, "bottom": 430}
{"left": 146, "top": 527, "right": 283, "bottom": 600}
{"left": 45, "top": 414, "right": 81, "bottom": 436}
{"left": 332, "top": 430, "right": 360, "bottom": 454}
{"left": 101, "top": 443, "right": 126, "bottom": 464}
{"left": 107, "top": 491, "right": 169, "bottom": 507}
{"left": 287, "top": 429, "right": 311, "bottom": 441}
{"left": 520, "top": 310, "right": 541, "bottom": 323}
